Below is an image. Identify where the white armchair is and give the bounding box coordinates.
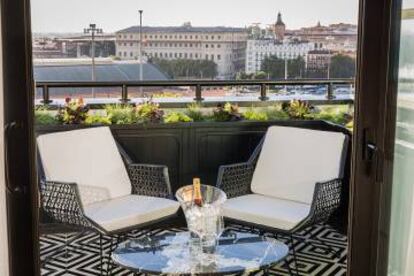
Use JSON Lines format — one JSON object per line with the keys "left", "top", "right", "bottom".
{"left": 217, "top": 126, "right": 349, "bottom": 274}
{"left": 37, "top": 127, "right": 180, "bottom": 273}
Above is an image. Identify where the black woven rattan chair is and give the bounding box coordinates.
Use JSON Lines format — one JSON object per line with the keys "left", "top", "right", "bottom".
{"left": 37, "top": 127, "right": 180, "bottom": 275}
{"left": 216, "top": 126, "right": 349, "bottom": 275}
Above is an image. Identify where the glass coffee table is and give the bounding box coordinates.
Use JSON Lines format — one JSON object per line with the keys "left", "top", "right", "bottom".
{"left": 112, "top": 229, "right": 289, "bottom": 275}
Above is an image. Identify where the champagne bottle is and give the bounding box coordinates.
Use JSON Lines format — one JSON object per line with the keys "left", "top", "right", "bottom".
{"left": 193, "top": 178, "right": 203, "bottom": 207}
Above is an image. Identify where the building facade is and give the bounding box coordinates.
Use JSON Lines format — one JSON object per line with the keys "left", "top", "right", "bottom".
{"left": 245, "top": 40, "right": 315, "bottom": 74}
{"left": 306, "top": 49, "right": 333, "bottom": 77}
{"left": 115, "top": 23, "right": 248, "bottom": 78}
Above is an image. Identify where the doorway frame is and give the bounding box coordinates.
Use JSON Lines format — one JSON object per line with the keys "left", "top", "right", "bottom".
{"left": 0, "top": 0, "right": 404, "bottom": 275}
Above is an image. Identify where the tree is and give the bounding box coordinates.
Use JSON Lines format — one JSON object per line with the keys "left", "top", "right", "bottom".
{"left": 254, "top": 71, "right": 268, "bottom": 80}
{"left": 151, "top": 58, "right": 218, "bottom": 79}
{"left": 261, "top": 56, "right": 285, "bottom": 79}
{"left": 261, "top": 55, "right": 306, "bottom": 79}
{"left": 287, "top": 56, "right": 306, "bottom": 78}
{"left": 329, "top": 54, "right": 356, "bottom": 78}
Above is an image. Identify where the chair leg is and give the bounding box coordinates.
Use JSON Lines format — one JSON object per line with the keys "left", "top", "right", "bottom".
{"left": 99, "top": 234, "right": 104, "bottom": 276}
{"left": 41, "top": 230, "right": 86, "bottom": 268}
{"left": 106, "top": 235, "right": 121, "bottom": 276}
{"left": 299, "top": 235, "right": 341, "bottom": 260}
{"left": 289, "top": 234, "right": 300, "bottom": 276}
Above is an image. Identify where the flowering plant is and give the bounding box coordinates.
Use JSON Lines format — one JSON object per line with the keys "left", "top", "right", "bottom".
{"left": 282, "top": 99, "right": 314, "bottom": 119}
{"left": 212, "top": 103, "right": 243, "bottom": 122}
{"left": 136, "top": 100, "right": 164, "bottom": 123}
{"left": 57, "top": 97, "right": 90, "bottom": 124}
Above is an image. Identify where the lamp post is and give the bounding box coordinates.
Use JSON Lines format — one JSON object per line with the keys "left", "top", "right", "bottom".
{"left": 139, "top": 10, "right": 143, "bottom": 95}
{"left": 84, "top": 23, "right": 103, "bottom": 98}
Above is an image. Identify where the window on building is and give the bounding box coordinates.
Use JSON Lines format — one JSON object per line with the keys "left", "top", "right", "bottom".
{"left": 130, "top": 52, "right": 133, "bottom": 57}
{"left": 206, "top": 44, "right": 209, "bottom": 48}
{"left": 217, "top": 54, "right": 221, "bottom": 60}
{"left": 211, "top": 54, "right": 214, "bottom": 60}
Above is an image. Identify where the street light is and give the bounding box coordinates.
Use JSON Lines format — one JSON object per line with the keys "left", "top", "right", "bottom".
{"left": 84, "top": 23, "right": 103, "bottom": 98}
{"left": 138, "top": 10, "right": 144, "bottom": 95}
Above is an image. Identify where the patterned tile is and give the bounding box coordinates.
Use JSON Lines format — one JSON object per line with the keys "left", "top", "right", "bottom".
{"left": 40, "top": 224, "right": 347, "bottom": 276}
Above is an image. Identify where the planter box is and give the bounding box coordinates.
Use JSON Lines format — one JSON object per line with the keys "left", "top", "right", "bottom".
{"left": 36, "top": 120, "right": 351, "bottom": 233}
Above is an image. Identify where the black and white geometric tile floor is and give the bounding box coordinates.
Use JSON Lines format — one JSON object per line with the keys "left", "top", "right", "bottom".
{"left": 40, "top": 224, "right": 347, "bottom": 276}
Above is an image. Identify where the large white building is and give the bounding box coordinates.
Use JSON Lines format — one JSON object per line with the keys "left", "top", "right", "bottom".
{"left": 115, "top": 23, "right": 248, "bottom": 78}
{"left": 245, "top": 39, "right": 316, "bottom": 74}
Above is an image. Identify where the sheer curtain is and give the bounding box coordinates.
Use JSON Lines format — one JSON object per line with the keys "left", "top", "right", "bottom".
{"left": 387, "top": 9, "right": 414, "bottom": 275}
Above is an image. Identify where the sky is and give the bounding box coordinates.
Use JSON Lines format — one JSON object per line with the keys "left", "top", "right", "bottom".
{"left": 31, "top": 0, "right": 359, "bottom": 33}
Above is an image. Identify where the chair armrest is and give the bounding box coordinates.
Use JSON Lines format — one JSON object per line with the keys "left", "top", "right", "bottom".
{"left": 304, "top": 178, "right": 342, "bottom": 227}
{"left": 128, "top": 163, "right": 173, "bottom": 199}
{"left": 40, "top": 181, "right": 92, "bottom": 228}
{"left": 216, "top": 162, "right": 255, "bottom": 199}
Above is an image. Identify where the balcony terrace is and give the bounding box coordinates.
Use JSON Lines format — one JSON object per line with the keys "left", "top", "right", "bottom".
{"left": 36, "top": 79, "right": 353, "bottom": 276}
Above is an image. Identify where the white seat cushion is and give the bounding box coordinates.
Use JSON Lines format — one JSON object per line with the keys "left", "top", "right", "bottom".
{"left": 222, "top": 194, "right": 311, "bottom": 231}
{"left": 251, "top": 126, "right": 347, "bottom": 204}
{"left": 84, "top": 195, "right": 180, "bottom": 232}
{"left": 37, "top": 127, "right": 132, "bottom": 206}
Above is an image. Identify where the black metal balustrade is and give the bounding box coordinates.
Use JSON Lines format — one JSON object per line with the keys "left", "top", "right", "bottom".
{"left": 35, "top": 79, "right": 354, "bottom": 108}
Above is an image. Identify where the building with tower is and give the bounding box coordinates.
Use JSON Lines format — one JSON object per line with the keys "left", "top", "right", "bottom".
{"left": 273, "top": 12, "right": 286, "bottom": 41}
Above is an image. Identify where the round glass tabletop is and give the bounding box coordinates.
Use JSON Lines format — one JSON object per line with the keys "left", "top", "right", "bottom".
{"left": 112, "top": 229, "right": 289, "bottom": 275}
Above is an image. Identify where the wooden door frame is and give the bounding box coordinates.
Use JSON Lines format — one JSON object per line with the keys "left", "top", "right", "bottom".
{"left": 348, "top": 0, "right": 403, "bottom": 275}
{"left": 0, "top": 0, "right": 405, "bottom": 275}
{"left": 1, "top": 0, "right": 38, "bottom": 275}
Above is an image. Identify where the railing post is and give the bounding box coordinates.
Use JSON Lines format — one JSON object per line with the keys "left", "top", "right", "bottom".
{"left": 41, "top": 85, "right": 52, "bottom": 105}
{"left": 259, "top": 84, "right": 268, "bottom": 101}
{"left": 326, "top": 82, "right": 336, "bottom": 100}
{"left": 194, "top": 84, "right": 204, "bottom": 102}
{"left": 120, "top": 84, "right": 130, "bottom": 104}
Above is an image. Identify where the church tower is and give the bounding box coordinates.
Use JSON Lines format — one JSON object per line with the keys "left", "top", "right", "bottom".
{"left": 274, "top": 12, "right": 286, "bottom": 41}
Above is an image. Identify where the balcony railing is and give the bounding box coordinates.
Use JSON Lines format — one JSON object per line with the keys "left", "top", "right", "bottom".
{"left": 35, "top": 79, "right": 355, "bottom": 109}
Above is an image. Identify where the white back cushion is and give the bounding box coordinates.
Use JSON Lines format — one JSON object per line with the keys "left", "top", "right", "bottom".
{"left": 251, "top": 126, "right": 347, "bottom": 204}
{"left": 37, "top": 127, "right": 132, "bottom": 206}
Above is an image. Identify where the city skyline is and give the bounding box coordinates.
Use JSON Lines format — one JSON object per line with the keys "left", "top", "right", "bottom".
{"left": 31, "top": 0, "right": 358, "bottom": 33}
